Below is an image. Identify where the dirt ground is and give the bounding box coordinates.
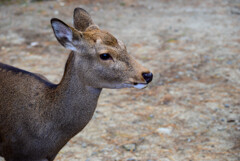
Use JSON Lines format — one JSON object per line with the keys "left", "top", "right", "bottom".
{"left": 0, "top": 0, "right": 240, "bottom": 160}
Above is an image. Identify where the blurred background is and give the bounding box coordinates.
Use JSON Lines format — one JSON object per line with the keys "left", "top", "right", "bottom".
{"left": 0, "top": 0, "right": 240, "bottom": 160}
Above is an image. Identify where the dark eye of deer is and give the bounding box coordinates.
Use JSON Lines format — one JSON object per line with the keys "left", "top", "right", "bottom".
{"left": 100, "top": 53, "right": 112, "bottom": 60}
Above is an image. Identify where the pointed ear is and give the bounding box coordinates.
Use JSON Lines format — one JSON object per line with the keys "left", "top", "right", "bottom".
{"left": 51, "top": 18, "right": 82, "bottom": 51}
{"left": 73, "top": 8, "right": 96, "bottom": 31}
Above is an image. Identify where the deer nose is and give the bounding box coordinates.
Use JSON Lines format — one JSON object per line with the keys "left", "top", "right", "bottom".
{"left": 142, "top": 72, "right": 153, "bottom": 84}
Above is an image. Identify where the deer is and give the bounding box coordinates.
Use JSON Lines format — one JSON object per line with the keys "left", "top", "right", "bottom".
{"left": 0, "top": 8, "right": 153, "bottom": 161}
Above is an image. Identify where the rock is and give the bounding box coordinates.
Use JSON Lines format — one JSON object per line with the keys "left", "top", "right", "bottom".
{"left": 217, "top": 126, "right": 226, "bottom": 131}
{"left": 59, "top": 2, "right": 65, "bottom": 6}
{"left": 149, "top": 114, "right": 154, "bottom": 119}
{"left": 127, "top": 158, "right": 136, "bottom": 161}
{"left": 122, "top": 143, "right": 136, "bottom": 151}
{"left": 224, "top": 104, "right": 230, "bottom": 108}
{"left": 178, "top": 71, "right": 184, "bottom": 75}
{"left": 226, "top": 60, "right": 233, "bottom": 65}
{"left": 231, "top": 7, "right": 240, "bottom": 15}
{"left": 54, "top": 10, "right": 59, "bottom": 15}
{"left": 30, "top": 42, "right": 39, "bottom": 47}
{"left": 157, "top": 127, "right": 172, "bottom": 135}
{"left": 147, "top": 6, "right": 153, "bottom": 10}
{"left": 91, "top": 151, "right": 98, "bottom": 156}
{"left": 81, "top": 142, "right": 87, "bottom": 148}
{"left": 227, "top": 119, "right": 235, "bottom": 123}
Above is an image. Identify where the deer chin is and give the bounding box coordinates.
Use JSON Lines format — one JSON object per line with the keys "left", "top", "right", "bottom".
{"left": 100, "top": 83, "right": 133, "bottom": 89}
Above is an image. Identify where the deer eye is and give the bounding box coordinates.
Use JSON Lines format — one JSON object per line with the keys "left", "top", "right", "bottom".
{"left": 100, "top": 53, "right": 112, "bottom": 60}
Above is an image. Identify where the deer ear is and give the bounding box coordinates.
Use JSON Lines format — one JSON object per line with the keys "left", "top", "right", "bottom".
{"left": 73, "top": 8, "right": 96, "bottom": 31}
{"left": 51, "top": 18, "right": 81, "bottom": 51}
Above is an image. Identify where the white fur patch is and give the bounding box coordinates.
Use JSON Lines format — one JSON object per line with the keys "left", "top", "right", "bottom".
{"left": 133, "top": 83, "right": 147, "bottom": 89}
{"left": 65, "top": 42, "right": 76, "bottom": 51}
{"left": 117, "top": 39, "right": 125, "bottom": 48}
{"left": 96, "top": 38, "right": 103, "bottom": 44}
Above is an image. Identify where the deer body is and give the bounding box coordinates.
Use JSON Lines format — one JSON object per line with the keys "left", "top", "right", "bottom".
{"left": 0, "top": 53, "right": 101, "bottom": 160}
{"left": 0, "top": 8, "right": 152, "bottom": 161}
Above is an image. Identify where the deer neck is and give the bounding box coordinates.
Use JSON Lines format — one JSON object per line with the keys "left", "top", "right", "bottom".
{"left": 49, "top": 52, "right": 102, "bottom": 135}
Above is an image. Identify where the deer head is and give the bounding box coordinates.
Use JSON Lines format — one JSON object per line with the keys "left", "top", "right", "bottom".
{"left": 51, "top": 8, "right": 153, "bottom": 89}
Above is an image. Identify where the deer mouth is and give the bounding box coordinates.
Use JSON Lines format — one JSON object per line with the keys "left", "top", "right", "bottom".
{"left": 121, "top": 83, "right": 147, "bottom": 89}
{"left": 133, "top": 83, "right": 147, "bottom": 89}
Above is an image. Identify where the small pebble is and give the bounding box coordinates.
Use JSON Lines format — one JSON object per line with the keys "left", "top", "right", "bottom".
{"left": 227, "top": 119, "right": 235, "bottom": 123}
{"left": 147, "top": 6, "right": 153, "bottom": 10}
{"left": 175, "top": 75, "right": 180, "bottom": 79}
{"left": 91, "top": 151, "right": 98, "bottom": 155}
{"left": 158, "top": 81, "right": 164, "bottom": 86}
{"left": 127, "top": 158, "right": 136, "bottom": 161}
{"left": 30, "top": 42, "right": 38, "bottom": 47}
{"left": 226, "top": 60, "right": 233, "bottom": 65}
{"left": 149, "top": 114, "right": 154, "bottom": 118}
{"left": 217, "top": 126, "right": 226, "bottom": 131}
{"left": 204, "top": 55, "right": 210, "bottom": 60}
{"left": 178, "top": 71, "right": 184, "bottom": 75}
{"left": 54, "top": 10, "right": 59, "bottom": 15}
{"left": 157, "top": 127, "right": 172, "bottom": 135}
{"left": 231, "top": 7, "right": 240, "bottom": 15}
{"left": 81, "top": 142, "right": 87, "bottom": 148}
{"left": 59, "top": 2, "right": 65, "bottom": 6}
{"left": 122, "top": 143, "right": 136, "bottom": 151}
{"left": 224, "top": 104, "right": 230, "bottom": 108}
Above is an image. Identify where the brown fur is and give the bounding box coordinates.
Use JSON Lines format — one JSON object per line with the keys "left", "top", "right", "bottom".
{"left": 0, "top": 8, "right": 152, "bottom": 161}
{"left": 84, "top": 30, "right": 119, "bottom": 47}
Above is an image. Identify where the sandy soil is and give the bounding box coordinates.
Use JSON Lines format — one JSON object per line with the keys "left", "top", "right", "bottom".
{"left": 0, "top": 0, "right": 239, "bottom": 160}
